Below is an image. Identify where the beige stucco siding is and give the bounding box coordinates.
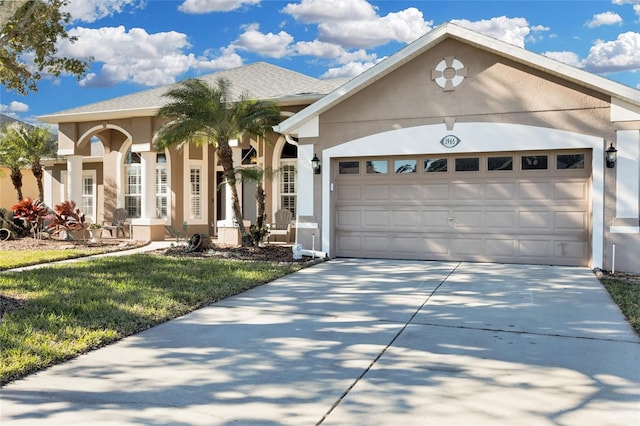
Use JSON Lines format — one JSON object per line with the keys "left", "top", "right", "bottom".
{"left": 318, "top": 39, "right": 613, "bottom": 149}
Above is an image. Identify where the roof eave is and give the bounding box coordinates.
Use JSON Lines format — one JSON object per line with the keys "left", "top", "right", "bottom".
{"left": 38, "top": 107, "right": 160, "bottom": 124}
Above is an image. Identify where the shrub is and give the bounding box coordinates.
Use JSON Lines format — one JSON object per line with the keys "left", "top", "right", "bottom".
{"left": 47, "top": 201, "right": 85, "bottom": 239}
{"left": 11, "top": 198, "right": 48, "bottom": 236}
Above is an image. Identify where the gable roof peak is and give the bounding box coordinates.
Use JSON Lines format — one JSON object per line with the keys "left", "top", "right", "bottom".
{"left": 275, "top": 21, "right": 640, "bottom": 135}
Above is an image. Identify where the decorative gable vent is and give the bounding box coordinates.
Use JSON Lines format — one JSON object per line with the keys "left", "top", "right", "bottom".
{"left": 432, "top": 56, "right": 467, "bottom": 91}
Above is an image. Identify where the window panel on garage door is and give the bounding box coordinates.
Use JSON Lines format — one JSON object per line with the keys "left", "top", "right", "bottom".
{"left": 334, "top": 150, "right": 591, "bottom": 266}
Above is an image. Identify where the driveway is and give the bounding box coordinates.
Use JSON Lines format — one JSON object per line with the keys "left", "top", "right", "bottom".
{"left": 1, "top": 259, "right": 639, "bottom": 425}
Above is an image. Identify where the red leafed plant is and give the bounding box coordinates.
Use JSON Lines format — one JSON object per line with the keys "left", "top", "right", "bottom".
{"left": 12, "top": 198, "right": 48, "bottom": 232}
{"left": 48, "top": 201, "right": 86, "bottom": 238}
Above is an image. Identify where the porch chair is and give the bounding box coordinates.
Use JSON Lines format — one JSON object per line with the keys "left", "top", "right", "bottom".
{"left": 267, "top": 208, "right": 292, "bottom": 243}
{"left": 101, "top": 208, "right": 129, "bottom": 238}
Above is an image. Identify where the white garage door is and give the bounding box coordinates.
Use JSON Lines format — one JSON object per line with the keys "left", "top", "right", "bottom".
{"left": 334, "top": 150, "right": 591, "bottom": 266}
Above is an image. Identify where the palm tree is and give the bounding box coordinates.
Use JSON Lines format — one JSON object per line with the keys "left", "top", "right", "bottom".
{"left": 155, "top": 77, "right": 281, "bottom": 246}
{"left": 6, "top": 123, "right": 56, "bottom": 200}
{"left": 0, "top": 123, "right": 30, "bottom": 201}
{"left": 231, "top": 165, "right": 280, "bottom": 246}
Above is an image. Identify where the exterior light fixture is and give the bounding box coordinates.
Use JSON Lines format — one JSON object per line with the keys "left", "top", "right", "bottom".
{"left": 311, "top": 154, "right": 321, "bottom": 174}
{"left": 606, "top": 143, "right": 617, "bottom": 168}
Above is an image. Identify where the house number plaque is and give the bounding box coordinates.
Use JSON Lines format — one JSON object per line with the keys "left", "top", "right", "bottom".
{"left": 440, "top": 134, "right": 461, "bottom": 148}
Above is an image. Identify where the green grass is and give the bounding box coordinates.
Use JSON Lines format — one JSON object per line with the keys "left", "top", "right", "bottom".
{"left": 0, "top": 249, "right": 111, "bottom": 271}
{"left": 601, "top": 277, "right": 640, "bottom": 335}
{"left": 0, "top": 254, "right": 304, "bottom": 385}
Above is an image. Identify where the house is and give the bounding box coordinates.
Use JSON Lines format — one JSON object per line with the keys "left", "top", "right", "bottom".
{"left": 39, "top": 23, "right": 640, "bottom": 273}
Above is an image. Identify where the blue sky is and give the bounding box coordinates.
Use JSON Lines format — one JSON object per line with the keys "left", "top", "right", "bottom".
{"left": 2, "top": 0, "right": 640, "bottom": 125}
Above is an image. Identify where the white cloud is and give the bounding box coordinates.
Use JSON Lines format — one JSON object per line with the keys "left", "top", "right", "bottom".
{"left": 283, "top": 1, "right": 430, "bottom": 49}
{"left": 231, "top": 23, "right": 294, "bottom": 58}
{"left": 586, "top": 11, "right": 623, "bottom": 28}
{"left": 64, "top": 0, "right": 143, "bottom": 23}
{"left": 542, "top": 51, "right": 583, "bottom": 68}
{"left": 57, "top": 26, "right": 239, "bottom": 87}
{"left": 317, "top": 7, "right": 431, "bottom": 49}
{"left": 179, "top": 0, "right": 260, "bottom": 14}
{"left": 320, "top": 60, "right": 378, "bottom": 79}
{"left": 582, "top": 31, "right": 640, "bottom": 73}
{"left": 451, "top": 16, "right": 531, "bottom": 48}
{"left": 195, "top": 47, "right": 244, "bottom": 71}
{"left": 282, "top": 0, "right": 377, "bottom": 23}
{"left": 0, "top": 101, "right": 29, "bottom": 113}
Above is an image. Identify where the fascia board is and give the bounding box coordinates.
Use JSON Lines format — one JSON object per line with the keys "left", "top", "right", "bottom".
{"left": 38, "top": 107, "right": 160, "bottom": 124}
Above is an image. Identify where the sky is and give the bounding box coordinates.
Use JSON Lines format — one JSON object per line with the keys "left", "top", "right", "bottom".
{"left": 1, "top": 0, "right": 640, "bottom": 126}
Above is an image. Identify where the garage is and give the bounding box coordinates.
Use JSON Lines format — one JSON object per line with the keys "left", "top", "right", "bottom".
{"left": 334, "top": 149, "right": 591, "bottom": 266}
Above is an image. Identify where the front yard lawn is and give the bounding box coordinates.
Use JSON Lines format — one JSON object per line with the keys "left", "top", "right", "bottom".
{"left": 0, "top": 254, "right": 304, "bottom": 385}
{"left": 600, "top": 276, "right": 640, "bottom": 335}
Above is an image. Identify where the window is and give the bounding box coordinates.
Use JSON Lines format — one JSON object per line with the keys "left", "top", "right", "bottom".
{"left": 339, "top": 161, "right": 360, "bottom": 174}
{"left": 156, "top": 154, "right": 168, "bottom": 219}
{"left": 81, "top": 173, "right": 96, "bottom": 222}
{"left": 522, "top": 155, "right": 548, "bottom": 170}
{"left": 124, "top": 149, "right": 141, "bottom": 218}
{"left": 488, "top": 156, "right": 513, "bottom": 171}
{"left": 281, "top": 162, "right": 296, "bottom": 216}
{"left": 455, "top": 157, "right": 480, "bottom": 172}
{"left": 394, "top": 159, "right": 417, "bottom": 174}
{"left": 557, "top": 154, "right": 584, "bottom": 169}
{"left": 424, "top": 158, "right": 447, "bottom": 172}
{"left": 189, "top": 166, "right": 202, "bottom": 220}
{"left": 366, "top": 160, "right": 388, "bottom": 174}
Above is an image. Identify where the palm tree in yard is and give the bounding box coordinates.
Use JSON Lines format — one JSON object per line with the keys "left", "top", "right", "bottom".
{"left": 231, "top": 166, "right": 279, "bottom": 246}
{"left": 6, "top": 123, "right": 56, "bottom": 200}
{"left": 155, "top": 77, "right": 281, "bottom": 246}
{"left": 0, "top": 123, "right": 30, "bottom": 201}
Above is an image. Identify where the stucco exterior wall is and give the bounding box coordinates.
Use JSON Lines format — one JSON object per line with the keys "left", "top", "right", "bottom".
{"left": 296, "top": 38, "right": 638, "bottom": 272}
{"left": 318, "top": 39, "right": 613, "bottom": 148}
{"left": 0, "top": 167, "right": 39, "bottom": 209}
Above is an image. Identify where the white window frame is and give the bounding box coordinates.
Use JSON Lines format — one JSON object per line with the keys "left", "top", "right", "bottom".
{"left": 183, "top": 143, "right": 208, "bottom": 225}
{"left": 124, "top": 153, "right": 142, "bottom": 219}
{"left": 81, "top": 171, "right": 97, "bottom": 223}
{"left": 280, "top": 159, "right": 297, "bottom": 217}
{"left": 156, "top": 161, "right": 168, "bottom": 219}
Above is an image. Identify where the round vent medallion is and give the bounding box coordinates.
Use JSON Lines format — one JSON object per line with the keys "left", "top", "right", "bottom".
{"left": 432, "top": 56, "right": 467, "bottom": 91}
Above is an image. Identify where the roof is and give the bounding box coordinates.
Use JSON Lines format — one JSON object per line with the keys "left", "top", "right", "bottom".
{"left": 38, "top": 62, "right": 349, "bottom": 124}
{"left": 275, "top": 22, "right": 640, "bottom": 135}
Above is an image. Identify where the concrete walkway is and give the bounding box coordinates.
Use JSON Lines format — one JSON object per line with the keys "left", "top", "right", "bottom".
{"left": 1, "top": 259, "right": 639, "bottom": 425}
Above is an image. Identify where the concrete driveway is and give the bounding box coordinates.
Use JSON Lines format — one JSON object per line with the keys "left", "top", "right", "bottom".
{"left": 1, "top": 259, "right": 639, "bottom": 425}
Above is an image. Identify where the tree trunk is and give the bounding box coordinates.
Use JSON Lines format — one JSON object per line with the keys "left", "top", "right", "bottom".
{"left": 10, "top": 168, "right": 23, "bottom": 201}
{"left": 216, "top": 141, "right": 250, "bottom": 245}
{"left": 32, "top": 163, "right": 44, "bottom": 200}
{"left": 255, "top": 183, "right": 266, "bottom": 244}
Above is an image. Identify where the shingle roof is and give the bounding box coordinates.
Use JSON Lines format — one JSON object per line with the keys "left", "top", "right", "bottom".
{"left": 39, "top": 62, "right": 349, "bottom": 123}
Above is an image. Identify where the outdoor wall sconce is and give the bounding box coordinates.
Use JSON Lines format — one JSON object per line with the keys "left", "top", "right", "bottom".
{"left": 311, "top": 154, "right": 321, "bottom": 174}
{"left": 606, "top": 143, "right": 617, "bottom": 168}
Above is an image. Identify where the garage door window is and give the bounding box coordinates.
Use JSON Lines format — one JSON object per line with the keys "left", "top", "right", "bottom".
{"left": 366, "top": 160, "right": 388, "bottom": 174}
{"left": 394, "top": 159, "right": 417, "bottom": 174}
{"left": 424, "top": 158, "right": 447, "bottom": 172}
{"left": 455, "top": 157, "right": 480, "bottom": 172}
{"left": 339, "top": 161, "right": 360, "bottom": 174}
{"left": 522, "top": 155, "right": 548, "bottom": 170}
{"left": 557, "top": 154, "right": 584, "bottom": 169}
{"left": 488, "top": 156, "right": 513, "bottom": 171}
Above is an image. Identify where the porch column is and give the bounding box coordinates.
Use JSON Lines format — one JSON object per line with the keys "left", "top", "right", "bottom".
{"left": 223, "top": 147, "right": 243, "bottom": 224}
{"left": 140, "top": 151, "right": 156, "bottom": 220}
{"left": 66, "top": 155, "right": 82, "bottom": 204}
